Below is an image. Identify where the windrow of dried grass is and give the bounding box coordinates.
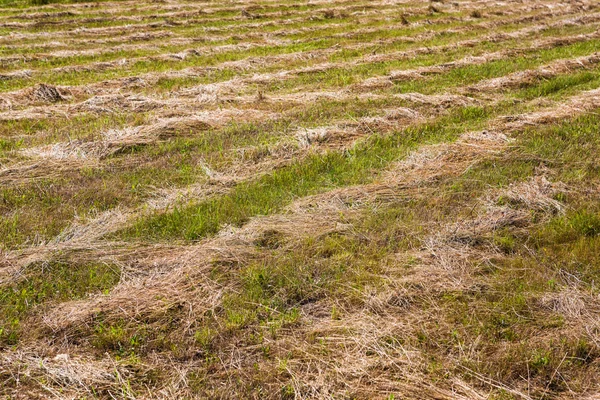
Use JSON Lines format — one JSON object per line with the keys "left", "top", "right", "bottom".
{"left": 3, "top": 3, "right": 599, "bottom": 113}
{"left": 4, "top": 86, "right": 600, "bottom": 398}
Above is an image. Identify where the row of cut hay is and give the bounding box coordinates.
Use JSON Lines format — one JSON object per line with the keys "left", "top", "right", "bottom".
{"left": 10, "top": 88, "right": 600, "bottom": 399}
{"left": 3, "top": 11, "right": 599, "bottom": 115}
{"left": 0, "top": 29, "right": 594, "bottom": 125}
{"left": 11, "top": 86, "right": 600, "bottom": 313}
{"left": 2, "top": 0, "right": 588, "bottom": 74}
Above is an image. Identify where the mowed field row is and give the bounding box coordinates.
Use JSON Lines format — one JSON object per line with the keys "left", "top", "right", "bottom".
{"left": 1, "top": 0, "right": 600, "bottom": 399}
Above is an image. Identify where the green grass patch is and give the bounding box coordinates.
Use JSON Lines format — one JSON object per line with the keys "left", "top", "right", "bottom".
{"left": 0, "top": 260, "right": 120, "bottom": 346}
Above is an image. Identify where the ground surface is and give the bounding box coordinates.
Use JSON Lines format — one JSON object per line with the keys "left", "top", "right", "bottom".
{"left": 1, "top": 0, "right": 600, "bottom": 398}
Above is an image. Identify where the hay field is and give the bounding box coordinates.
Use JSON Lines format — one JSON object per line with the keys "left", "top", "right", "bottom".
{"left": 1, "top": 0, "right": 600, "bottom": 398}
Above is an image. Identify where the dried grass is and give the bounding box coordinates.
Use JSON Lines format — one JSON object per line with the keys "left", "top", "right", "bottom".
{"left": 21, "top": 115, "right": 220, "bottom": 161}
{"left": 501, "top": 87, "right": 600, "bottom": 130}
{"left": 395, "top": 92, "right": 479, "bottom": 109}
{"left": 539, "top": 289, "right": 589, "bottom": 319}
{"left": 473, "top": 52, "right": 600, "bottom": 92}
{"left": 0, "top": 69, "right": 31, "bottom": 81}
{"left": 496, "top": 175, "right": 566, "bottom": 213}
{"left": 0, "top": 349, "right": 133, "bottom": 398}
{"left": 4, "top": 1, "right": 600, "bottom": 398}
{"left": 6, "top": 9, "right": 597, "bottom": 114}
{"left": 72, "top": 94, "right": 162, "bottom": 114}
